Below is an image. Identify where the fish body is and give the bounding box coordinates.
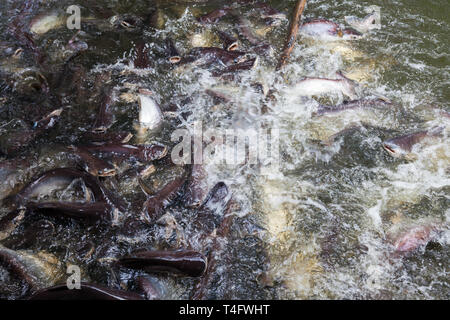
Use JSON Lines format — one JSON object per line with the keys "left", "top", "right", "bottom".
{"left": 84, "top": 143, "right": 168, "bottom": 162}
{"left": 138, "top": 93, "right": 163, "bottom": 131}
{"left": 26, "top": 201, "right": 112, "bottom": 222}
{"left": 290, "top": 73, "right": 357, "bottom": 99}
{"left": 141, "top": 176, "right": 186, "bottom": 223}
{"left": 345, "top": 11, "right": 380, "bottom": 33}
{"left": 0, "top": 245, "right": 62, "bottom": 292}
{"left": 315, "top": 98, "right": 391, "bottom": 116}
{"left": 69, "top": 145, "right": 117, "bottom": 177}
{"left": 119, "top": 250, "right": 207, "bottom": 277}
{"left": 383, "top": 127, "right": 443, "bottom": 158}
{"left": 299, "top": 19, "right": 362, "bottom": 40}
{"left": 185, "top": 47, "right": 247, "bottom": 66}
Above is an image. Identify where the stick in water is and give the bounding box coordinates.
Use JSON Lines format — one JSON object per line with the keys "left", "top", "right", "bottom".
{"left": 276, "top": 0, "right": 307, "bottom": 71}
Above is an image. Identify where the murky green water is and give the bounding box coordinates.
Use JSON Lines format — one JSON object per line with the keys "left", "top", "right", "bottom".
{"left": 0, "top": 0, "right": 448, "bottom": 299}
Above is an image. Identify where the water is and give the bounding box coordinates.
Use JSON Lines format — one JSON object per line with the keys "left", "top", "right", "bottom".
{"left": 0, "top": 0, "right": 448, "bottom": 299}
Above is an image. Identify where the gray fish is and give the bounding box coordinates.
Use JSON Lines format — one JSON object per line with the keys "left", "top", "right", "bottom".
{"left": 345, "top": 11, "right": 380, "bottom": 33}
{"left": 197, "top": 8, "right": 231, "bottom": 24}
{"left": 299, "top": 19, "right": 363, "bottom": 40}
{"left": 383, "top": 127, "right": 443, "bottom": 158}
{"left": 289, "top": 72, "right": 357, "bottom": 99}
{"left": 314, "top": 97, "right": 392, "bottom": 116}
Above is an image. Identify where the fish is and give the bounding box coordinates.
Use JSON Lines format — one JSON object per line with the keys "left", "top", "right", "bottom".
{"left": 212, "top": 57, "right": 258, "bottom": 77}
{"left": 217, "top": 31, "right": 239, "bottom": 51}
{"left": 82, "top": 131, "right": 133, "bottom": 146}
{"left": 118, "top": 249, "right": 207, "bottom": 277}
{"left": 345, "top": 11, "right": 380, "bottom": 33}
{"left": 197, "top": 8, "right": 231, "bottom": 24}
{"left": 0, "top": 245, "right": 62, "bottom": 292}
{"left": 4, "top": 168, "right": 123, "bottom": 212}
{"left": 26, "top": 201, "right": 113, "bottom": 222}
{"left": 194, "top": 182, "right": 231, "bottom": 237}
{"left": 183, "top": 164, "right": 208, "bottom": 208}
{"left": 236, "top": 17, "right": 273, "bottom": 55}
{"left": 138, "top": 90, "right": 163, "bottom": 131}
{"left": 383, "top": 127, "right": 444, "bottom": 158}
{"left": 92, "top": 89, "right": 115, "bottom": 133}
{"left": 29, "top": 12, "right": 65, "bottom": 35}
{"left": 254, "top": 2, "right": 287, "bottom": 21}
{"left": 299, "top": 19, "right": 363, "bottom": 41}
{"left": 68, "top": 145, "right": 117, "bottom": 177}
{"left": 0, "top": 210, "right": 26, "bottom": 241}
{"left": 392, "top": 225, "right": 439, "bottom": 255}
{"left": 184, "top": 47, "right": 247, "bottom": 67}
{"left": 28, "top": 283, "right": 144, "bottom": 300}
{"left": 314, "top": 98, "right": 392, "bottom": 116}
{"left": 83, "top": 143, "right": 168, "bottom": 163}
{"left": 141, "top": 176, "right": 186, "bottom": 224}
{"left": 165, "top": 38, "right": 181, "bottom": 64}
{"left": 0, "top": 108, "right": 63, "bottom": 155}
{"left": 289, "top": 72, "right": 358, "bottom": 99}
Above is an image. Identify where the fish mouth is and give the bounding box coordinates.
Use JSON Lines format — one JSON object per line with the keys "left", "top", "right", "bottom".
{"left": 98, "top": 169, "right": 117, "bottom": 177}
{"left": 169, "top": 56, "right": 181, "bottom": 64}
{"left": 383, "top": 143, "right": 397, "bottom": 155}
{"left": 226, "top": 42, "right": 239, "bottom": 51}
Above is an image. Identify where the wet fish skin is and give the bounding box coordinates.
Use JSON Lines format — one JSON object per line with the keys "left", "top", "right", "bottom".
{"left": 138, "top": 92, "right": 163, "bottom": 131}
{"left": 83, "top": 143, "right": 168, "bottom": 162}
{"left": 291, "top": 73, "right": 357, "bottom": 99}
{"left": 195, "top": 182, "right": 231, "bottom": 236}
{"left": 82, "top": 131, "right": 133, "bottom": 145}
{"left": 185, "top": 47, "right": 247, "bottom": 67}
{"left": 0, "top": 245, "right": 61, "bottom": 293}
{"left": 314, "top": 98, "right": 392, "bottom": 116}
{"left": 393, "top": 225, "right": 438, "bottom": 255}
{"left": 383, "top": 127, "right": 443, "bottom": 157}
{"left": 92, "top": 89, "right": 115, "bottom": 134}
{"left": 69, "top": 145, "right": 117, "bottom": 177}
{"left": 0, "top": 210, "right": 26, "bottom": 241}
{"left": 212, "top": 57, "right": 258, "bottom": 77}
{"left": 217, "top": 31, "right": 239, "bottom": 51}
{"left": 345, "top": 11, "right": 379, "bottom": 33}
{"left": 0, "top": 108, "right": 62, "bottom": 155}
{"left": 26, "top": 201, "right": 113, "bottom": 222}
{"left": 183, "top": 164, "right": 208, "bottom": 208}
{"left": 118, "top": 250, "right": 207, "bottom": 277}
{"left": 5, "top": 168, "right": 121, "bottom": 212}
{"left": 198, "top": 8, "right": 231, "bottom": 24}
{"left": 141, "top": 176, "right": 187, "bottom": 224}
{"left": 299, "top": 19, "right": 363, "bottom": 40}
{"left": 28, "top": 282, "right": 144, "bottom": 300}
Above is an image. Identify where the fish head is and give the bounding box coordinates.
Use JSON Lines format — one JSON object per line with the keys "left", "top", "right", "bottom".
{"left": 341, "top": 28, "right": 363, "bottom": 40}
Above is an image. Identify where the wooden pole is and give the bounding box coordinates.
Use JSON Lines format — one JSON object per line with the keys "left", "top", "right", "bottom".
{"left": 276, "top": 0, "right": 307, "bottom": 71}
